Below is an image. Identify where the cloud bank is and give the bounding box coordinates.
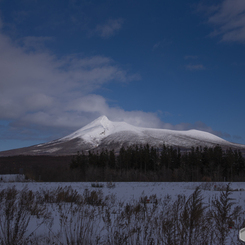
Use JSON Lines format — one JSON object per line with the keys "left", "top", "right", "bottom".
{"left": 0, "top": 19, "right": 164, "bottom": 141}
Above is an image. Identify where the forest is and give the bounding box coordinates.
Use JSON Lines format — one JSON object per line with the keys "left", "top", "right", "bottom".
{"left": 0, "top": 144, "right": 244, "bottom": 182}
{"left": 70, "top": 145, "right": 245, "bottom": 182}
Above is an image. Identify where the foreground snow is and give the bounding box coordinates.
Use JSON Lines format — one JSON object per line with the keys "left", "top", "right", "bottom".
{"left": 1, "top": 181, "right": 245, "bottom": 204}
{"left": 0, "top": 181, "right": 244, "bottom": 244}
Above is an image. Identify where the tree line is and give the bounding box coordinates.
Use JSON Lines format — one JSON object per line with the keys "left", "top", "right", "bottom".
{"left": 70, "top": 144, "right": 245, "bottom": 182}
{"left": 1, "top": 145, "right": 244, "bottom": 182}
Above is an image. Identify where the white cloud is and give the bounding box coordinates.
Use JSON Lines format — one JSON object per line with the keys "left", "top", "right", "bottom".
{"left": 94, "top": 18, "right": 124, "bottom": 38}
{"left": 0, "top": 21, "right": 164, "bottom": 141}
{"left": 207, "top": 0, "right": 245, "bottom": 42}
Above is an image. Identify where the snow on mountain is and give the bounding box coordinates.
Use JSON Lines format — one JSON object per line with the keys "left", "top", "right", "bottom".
{"left": 0, "top": 115, "right": 244, "bottom": 156}
{"left": 61, "top": 115, "right": 143, "bottom": 146}
{"left": 61, "top": 115, "right": 229, "bottom": 148}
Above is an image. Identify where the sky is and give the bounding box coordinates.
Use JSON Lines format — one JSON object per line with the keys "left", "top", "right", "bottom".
{"left": 0, "top": 0, "right": 245, "bottom": 151}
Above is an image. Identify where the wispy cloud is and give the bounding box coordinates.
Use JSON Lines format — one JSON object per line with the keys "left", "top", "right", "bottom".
{"left": 206, "top": 0, "right": 245, "bottom": 43}
{"left": 161, "top": 120, "right": 233, "bottom": 140}
{"left": 93, "top": 18, "right": 124, "bottom": 38}
{"left": 233, "top": 135, "right": 243, "bottom": 140}
{"left": 184, "top": 55, "right": 205, "bottom": 71}
{"left": 185, "top": 64, "right": 205, "bottom": 71}
{"left": 184, "top": 55, "right": 198, "bottom": 60}
{"left": 19, "top": 36, "right": 54, "bottom": 51}
{"left": 152, "top": 39, "right": 172, "bottom": 51}
{"left": 152, "top": 42, "right": 161, "bottom": 50}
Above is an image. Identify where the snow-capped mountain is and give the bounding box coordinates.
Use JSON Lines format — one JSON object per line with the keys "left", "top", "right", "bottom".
{"left": 1, "top": 115, "right": 245, "bottom": 156}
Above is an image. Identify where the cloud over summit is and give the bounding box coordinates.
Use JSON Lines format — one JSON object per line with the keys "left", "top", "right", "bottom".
{"left": 0, "top": 22, "right": 161, "bottom": 139}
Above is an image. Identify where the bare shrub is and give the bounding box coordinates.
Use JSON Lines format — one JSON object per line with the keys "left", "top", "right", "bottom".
{"left": 212, "top": 183, "right": 242, "bottom": 245}
{"left": 84, "top": 189, "right": 104, "bottom": 206}
{"left": 106, "top": 182, "right": 115, "bottom": 188}
{"left": 199, "top": 182, "right": 213, "bottom": 191}
{"left": 55, "top": 186, "right": 81, "bottom": 203}
{"left": 38, "top": 186, "right": 82, "bottom": 204}
{"left": 0, "top": 186, "right": 51, "bottom": 245}
{"left": 104, "top": 193, "right": 117, "bottom": 207}
{"left": 39, "top": 188, "right": 56, "bottom": 203}
{"left": 58, "top": 204, "right": 102, "bottom": 245}
{"left": 18, "top": 187, "right": 47, "bottom": 218}
{"left": 91, "top": 183, "right": 104, "bottom": 188}
{"left": 180, "top": 187, "right": 208, "bottom": 245}
{"left": 153, "top": 194, "right": 185, "bottom": 245}
{"left": 103, "top": 204, "right": 141, "bottom": 245}
{"left": 153, "top": 189, "right": 216, "bottom": 245}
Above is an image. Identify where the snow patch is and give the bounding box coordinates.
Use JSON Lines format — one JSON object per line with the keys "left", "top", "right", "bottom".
{"left": 0, "top": 174, "right": 25, "bottom": 182}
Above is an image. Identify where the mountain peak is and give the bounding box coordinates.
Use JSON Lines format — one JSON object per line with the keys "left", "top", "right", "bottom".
{"left": 94, "top": 115, "right": 110, "bottom": 125}
{"left": 84, "top": 115, "right": 111, "bottom": 130}
{"left": 61, "top": 115, "right": 114, "bottom": 142}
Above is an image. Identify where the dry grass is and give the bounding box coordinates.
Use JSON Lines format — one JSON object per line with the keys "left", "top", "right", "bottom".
{"left": 0, "top": 184, "right": 244, "bottom": 244}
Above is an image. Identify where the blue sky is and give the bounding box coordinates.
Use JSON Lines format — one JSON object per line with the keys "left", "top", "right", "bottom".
{"left": 0, "top": 0, "right": 245, "bottom": 151}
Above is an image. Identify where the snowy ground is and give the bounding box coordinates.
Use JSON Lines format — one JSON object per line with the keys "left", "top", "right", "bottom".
{"left": 1, "top": 181, "right": 245, "bottom": 206}
{"left": 0, "top": 181, "right": 245, "bottom": 244}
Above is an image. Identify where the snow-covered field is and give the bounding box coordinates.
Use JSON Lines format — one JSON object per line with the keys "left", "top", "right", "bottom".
{"left": 0, "top": 181, "right": 245, "bottom": 244}
{"left": 1, "top": 181, "right": 245, "bottom": 205}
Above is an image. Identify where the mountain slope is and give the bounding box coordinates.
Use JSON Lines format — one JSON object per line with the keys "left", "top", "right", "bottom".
{"left": 1, "top": 115, "right": 244, "bottom": 156}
